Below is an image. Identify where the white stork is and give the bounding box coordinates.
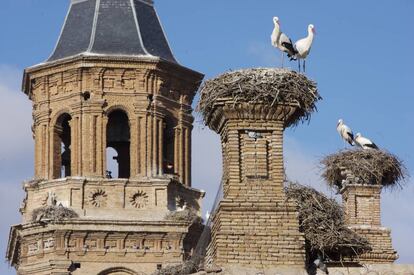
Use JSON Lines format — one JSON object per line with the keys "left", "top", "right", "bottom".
{"left": 271, "top": 17, "right": 297, "bottom": 67}
{"left": 337, "top": 119, "right": 354, "bottom": 146}
{"left": 294, "top": 24, "right": 315, "bottom": 72}
{"left": 355, "top": 133, "right": 379, "bottom": 150}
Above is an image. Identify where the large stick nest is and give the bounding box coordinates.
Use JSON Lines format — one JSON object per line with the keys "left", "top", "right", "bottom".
{"left": 321, "top": 149, "right": 407, "bottom": 190}
{"left": 196, "top": 68, "right": 321, "bottom": 127}
{"left": 151, "top": 261, "right": 198, "bottom": 275}
{"left": 165, "top": 208, "right": 203, "bottom": 225}
{"left": 285, "top": 183, "right": 371, "bottom": 259}
{"left": 31, "top": 205, "right": 78, "bottom": 223}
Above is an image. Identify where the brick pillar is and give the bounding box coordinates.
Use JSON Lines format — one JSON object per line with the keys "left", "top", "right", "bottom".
{"left": 206, "top": 101, "right": 305, "bottom": 268}
{"left": 342, "top": 184, "right": 381, "bottom": 227}
{"left": 341, "top": 177, "right": 398, "bottom": 263}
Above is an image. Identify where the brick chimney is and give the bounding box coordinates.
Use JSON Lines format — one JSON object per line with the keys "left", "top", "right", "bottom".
{"left": 340, "top": 170, "right": 398, "bottom": 263}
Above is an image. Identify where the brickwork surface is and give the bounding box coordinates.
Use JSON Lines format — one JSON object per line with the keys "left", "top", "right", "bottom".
{"left": 205, "top": 103, "right": 306, "bottom": 268}
{"left": 342, "top": 184, "right": 397, "bottom": 264}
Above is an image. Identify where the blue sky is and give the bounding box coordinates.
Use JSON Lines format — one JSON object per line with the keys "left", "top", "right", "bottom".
{"left": 0, "top": 0, "right": 413, "bottom": 273}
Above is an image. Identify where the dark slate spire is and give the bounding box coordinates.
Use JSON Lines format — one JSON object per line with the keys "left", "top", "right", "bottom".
{"left": 48, "top": 0, "right": 176, "bottom": 63}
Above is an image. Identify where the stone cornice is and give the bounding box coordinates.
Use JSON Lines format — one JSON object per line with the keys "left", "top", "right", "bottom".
{"left": 23, "top": 56, "right": 204, "bottom": 97}
{"left": 17, "top": 219, "right": 190, "bottom": 235}
{"left": 23, "top": 176, "right": 173, "bottom": 191}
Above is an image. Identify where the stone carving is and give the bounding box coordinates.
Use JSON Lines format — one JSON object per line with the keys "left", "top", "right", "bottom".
{"left": 19, "top": 194, "right": 28, "bottom": 214}
{"left": 121, "top": 70, "right": 136, "bottom": 90}
{"left": 89, "top": 189, "right": 108, "bottom": 207}
{"left": 42, "top": 191, "right": 58, "bottom": 206}
{"left": 28, "top": 242, "right": 39, "bottom": 254}
{"left": 130, "top": 191, "right": 149, "bottom": 209}
{"left": 102, "top": 69, "right": 118, "bottom": 91}
{"left": 61, "top": 71, "right": 78, "bottom": 93}
{"left": 43, "top": 238, "right": 55, "bottom": 249}
{"left": 46, "top": 191, "right": 58, "bottom": 206}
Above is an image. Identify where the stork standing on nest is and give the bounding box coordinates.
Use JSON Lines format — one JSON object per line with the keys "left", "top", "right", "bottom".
{"left": 271, "top": 17, "right": 297, "bottom": 67}
{"left": 294, "top": 24, "right": 316, "bottom": 72}
{"left": 337, "top": 119, "right": 354, "bottom": 146}
{"left": 355, "top": 133, "right": 379, "bottom": 150}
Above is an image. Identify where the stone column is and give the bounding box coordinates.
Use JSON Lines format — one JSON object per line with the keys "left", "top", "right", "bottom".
{"left": 50, "top": 124, "right": 63, "bottom": 179}
{"left": 184, "top": 125, "right": 191, "bottom": 186}
{"left": 132, "top": 100, "right": 150, "bottom": 179}
{"left": 158, "top": 117, "right": 164, "bottom": 176}
{"left": 79, "top": 100, "right": 105, "bottom": 177}
{"left": 34, "top": 111, "right": 50, "bottom": 180}
{"left": 71, "top": 103, "right": 83, "bottom": 177}
{"left": 177, "top": 109, "right": 193, "bottom": 186}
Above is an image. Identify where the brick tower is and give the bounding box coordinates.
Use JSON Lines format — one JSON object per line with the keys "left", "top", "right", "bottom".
{"left": 340, "top": 171, "right": 398, "bottom": 263}
{"left": 6, "top": 0, "right": 204, "bottom": 274}
{"left": 204, "top": 99, "right": 306, "bottom": 270}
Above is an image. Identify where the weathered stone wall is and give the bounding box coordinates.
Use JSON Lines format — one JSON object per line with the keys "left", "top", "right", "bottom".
{"left": 12, "top": 222, "right": 187, "bottom": 275}
{"left": 28, "top": 58, "right": 200, "bottom": 186}
{"left": 7, "top": 56, "right": 204, "bottom": 275}
{"left": 20, "top": 178, "right": 203, "bottom": 223}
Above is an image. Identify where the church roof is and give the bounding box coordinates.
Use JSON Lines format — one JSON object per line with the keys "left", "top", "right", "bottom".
{"left": 47, "top": 0, "right": 176, "bottom": 63}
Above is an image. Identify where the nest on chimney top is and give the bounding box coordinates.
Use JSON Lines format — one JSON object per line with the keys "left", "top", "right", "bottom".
{"left": 196, "top": 68, "right": 321, "bottom": 128}
{"left": 321, "top": 149, "right": 408, "bottom": 191}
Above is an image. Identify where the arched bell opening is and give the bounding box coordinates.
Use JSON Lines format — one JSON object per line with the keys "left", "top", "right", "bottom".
{"left": 106, "top": 110, "right": 131, "bottom": 179}
{"left": 52, "top": 113, "right": 72, "bottom": 179}
{"left": 97, "top": 266, "right": 139, "bottom": 275}
{"left": 163, "top": 116, "right": 177, "bottom": 175}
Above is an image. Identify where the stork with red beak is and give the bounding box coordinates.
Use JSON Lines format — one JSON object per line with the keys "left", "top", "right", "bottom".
{"left": 336, "top": 119, "right": 355, "bottom": 146}
{"left": 294, "top": 24, "right": 316, "bottom": 72}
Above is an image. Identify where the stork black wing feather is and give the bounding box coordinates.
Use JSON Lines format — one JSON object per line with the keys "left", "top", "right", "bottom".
{"left": 366, "top": 143, "right": 379, "bottom": 149}
{"left": 281, "top": 40, "right": 298, "bottom": 56}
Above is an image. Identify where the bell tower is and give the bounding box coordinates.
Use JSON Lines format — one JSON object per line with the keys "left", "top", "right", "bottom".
{"left": 7, "top": 0, "right": 204, "bottom": 274}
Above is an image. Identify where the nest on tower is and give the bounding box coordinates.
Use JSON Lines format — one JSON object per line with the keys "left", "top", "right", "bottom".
{"left": 31, "top": 205, "right": 78, "bottom": 223}
{"left": 164, "top": 208, "right": 203, "bottom": 224}
{"left": 285, "top": 183, "right": 371, "bottom": 260}
{"left": 321, "top": 149, "right": 407, "bottom": 191}
{"left": 196, "top": 68, "right": 321, "bottom": 128}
